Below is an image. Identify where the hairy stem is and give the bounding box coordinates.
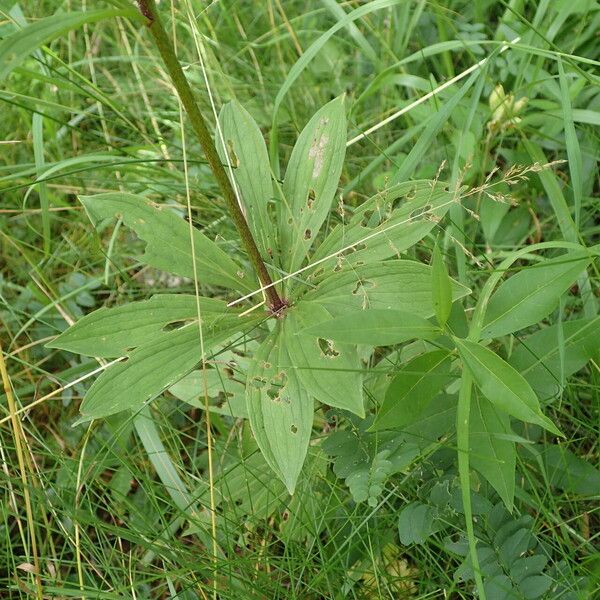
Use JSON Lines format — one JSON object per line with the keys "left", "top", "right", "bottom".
{"left": 136, "top": 0, "right": 285, "bottom": 312}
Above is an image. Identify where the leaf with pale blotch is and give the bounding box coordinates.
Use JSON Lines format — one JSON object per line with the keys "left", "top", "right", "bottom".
{"left": 47, "top": 295, "right": 236, "bottom": 357}
{"left": 470, "top": 392, "right": 516, "bottom": 511}
{"left": 455, "top": 338, "right": 561, "bottom": 435}
{"left": 481, "top": 250, "right": 592, "bottom": 339}
{"left": 217, "top": 101, "right": 274, "bottom": 256}
{"left": 246, "top": 326, "right": 313, "bottom": 493}
{"left": 79, "top": 318, "right": 250, "bottom": 422}
{"left": 303, "top": 261, "right": 470, "bottom": 317}
{"left": 285, "top": 301, "right": 364, "bottom": 417}
{"left": 81, "top": 193, "right": 255, "bottom": 293}
{"left": 302, "top": 309, "right": 440, "bottom": 346}
{"left": 371, "top": 350, "right": 453, "bottom": 431}
{"left": 311, "top": 180, "right": 457, "bottom": 272}
{"left": 279, "top": 96, "right": 347, "bottom": 274}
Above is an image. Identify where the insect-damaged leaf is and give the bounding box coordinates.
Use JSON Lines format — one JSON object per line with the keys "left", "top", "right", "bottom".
{"left": 246, "top": 325, "right": 313, "bottom": 494}
{"left": 217, "top": 100, "right": 274, "bottom": 256}
{"left": 301, "top": 309, "right": 440, "bottom": 346}
{"left": 310, "top": 180, "right": 456, "bottom": 272}
{"left": 81, "top": 193, "right": 255, "bottom": 293}
{"left": 285, "top": 301, "right": 364, "bottom": 417}
{"left": 470, "top": 391, "right": 516, "bottom": 511}
{"left": 454, "top": 338, "right": 561, "bottom": 436}
{"left": 304, "top": 260, "right": 470, "bottom": 317}
{"left": 371, "top": 350, "right": 453, "bottom": 431}
{"left": 47, "top": 295, "right": 236, "bottom": 357}
{"left": 78, "top": 318, "right": 250, "bottom": 422}
{"left": 481, "top": 250, "right": 592, "bottom": 339}
{"left": 279, "top": 96, "right": 347, "bottom": 274}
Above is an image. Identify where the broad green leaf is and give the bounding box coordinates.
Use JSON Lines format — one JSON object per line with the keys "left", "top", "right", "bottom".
{"left": 311, "top": 180, "right": 457, "bottom": 270}
{"left": 279, "top": 96, "right": 347, "bottom": 273}
{"left": 302, "top": 309, "right": 440, "bottom": 346}
{"left": 470, "top": 392, "right": 516, "bottom": 510}
{"left": 285, "top": 302, "right": 364, "bottom": 417}
{"left": 79, "top": 320, "right": 247, "bottom": 421}
{"left": 217, "top": 101, "right": 274, "bottom": 255}
{"left": 454, "top": 339, "right": 561, "bottom": 435}
{"left": 371, "top": 350, "right": 452, "bottom": 431}
{"left": 509, "top": 317, "right": 600, "bottom": 400}
{"left": 47, "top": 295, "right": 235, "bottom": 357}
{"left": 168, "top": 368, "right": 248, "bottom": 418}
{"left": 0, "top": 8, "right": 140, "bottom": 81}
{"left": 481, "top": 250, "right": 592, "bottom": 339}
{"left": 432, "top": 245, "right": 452, "bottom": 327}
{"left": 536, "top": 444, "right": 600, "bottom": 496}
{"left": 246, "top": 326, "right": 313, "bottom": 493}
{"left": 304, "top": 260, "right": 470, "bottom": 317}
{"left": 398, "top": 503, "right": 436, "bottom": 545}
{"left": 81, "top": 193, "right": 255, "bottom": 293}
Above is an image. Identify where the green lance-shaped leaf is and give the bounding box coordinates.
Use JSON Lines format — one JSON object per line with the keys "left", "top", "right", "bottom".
{"left": 285, "top": 301, "right": 364, "bottom": 417}
{"left": 509, "top": 316, "right": 600, "bottom": 400}
{"left": 302, "top": 309, "right": 440, "bottom": 346}
{"left": 246, "top": 326, "right": 313, "bottom": 494}
{"left": 78, "top": 319, "right": 249, "bottom": 422}
{"left": 480, "top": 250, "right": 592, "bottom": 339}
{"left": 0, "top": 7, "right": 140, "bottom": 81}
{"left": 470, "top": 392, "right": 516, "bottom": 511}
{"left": 304, "top": 260, "right": 471, "bottom": 317}
{"left": 311, "top": 180, "right": 456, "bottom": 272}
{"left": 217, "top": 100, "right": 274, "bottom": 256}
{"left": 371, "top": 350, "right": 453, "bottom": 431}
{"left": 47, "top": 295, "right": 235, "bottom": 357}
{"left": 454, "top": 338, "right": 561, "bottom": 436}
{"left": 81, "top": 193, "right": 255, "bottom": 293}
{"left": 432, "top": 244, "right": 452, "bottom": 328}
{"left": 279, "top": 96, "right": 347, "bottom": 274}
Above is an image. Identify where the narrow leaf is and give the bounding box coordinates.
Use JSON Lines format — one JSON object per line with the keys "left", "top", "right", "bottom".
{"left": 432, "top": 244, "right": 452, "bottom": 327}
{"left": 279, "top": 96, "right": 347, "bottom": 273}
{"left": 81, "top": 193, "right": 255, "bottom": 293}
{"left": 481, "top": 251, "right": 592, "bottom": 339}
{"left": 302, "top": 309, "right": 440, "bottom": 346}
{"left": 455, "top": 338, "right": 561, "bottom": 435}
{"left": 0, "top": 8, "right": 140, "bottom": 81}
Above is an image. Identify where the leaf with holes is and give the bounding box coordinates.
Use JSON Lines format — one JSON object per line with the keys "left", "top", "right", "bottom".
{"left": 78, "top": 317, "right": 252, "bottom": 422}
{"left": 311, "top": 180, "right": 457, "bottom": 270}
{"left": 246, "top": 325, "right": 313, "bottom": 493}
{"left": 303, "top": 260, "right": 470, "bottom": 317}
{"left": 81, "top": 193, "right": 255, "bottom": 293}
{"left": 480, "top": 250, "right": 592, "bottom": 339}
{"left": 47, "top": 294, "right": 236, "bottom": 357}
{"left": 454, "top": 338, "right": 561, "bottom": 435}
{"left": 470, "top": 391, "right": 516, "bottom": 510}
{"left": 371, "top": 350, "right": 453, "bottom": 431}
{"left": 217, "top": 100, "right": 274, "bottom": 256}
{"left": 302, "top": 309, "right": 440, "bottom": 346}
{"left": 285, "top": 301, "right": 364, "bottom": 417}
{"left": 279, "top": 96, "right": 347, "bottom": 274}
